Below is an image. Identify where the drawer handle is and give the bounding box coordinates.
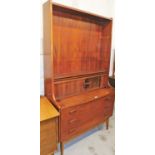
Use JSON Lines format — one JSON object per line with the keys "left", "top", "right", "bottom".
{"left": 68, "top": 128, "right": 77, "bottom": 134}
{"left": 69, "top": 119, "right": 77, "bottom": 124}
{"left": 69, "top": 109, "right": 77, "bottom": 114}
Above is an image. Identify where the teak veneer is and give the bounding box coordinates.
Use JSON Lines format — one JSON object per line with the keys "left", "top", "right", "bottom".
{"left": 43, "top": 1, "right": 114, "bottom": 155}
{"left": 40, "top": 96, "right": 59, "bottom": 155}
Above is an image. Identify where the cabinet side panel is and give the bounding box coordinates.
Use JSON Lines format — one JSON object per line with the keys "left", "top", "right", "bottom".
{"left": 101, "top": 21, "right": 112, "bottom": 74}
{"left": 43, "top": 1, "right": 52, "bottom": 54}
{"left": 100, "top": 21, "right": 112, "bottom": 87}
{"left": 43, "top": 1, "right": 54, "bottom": 101}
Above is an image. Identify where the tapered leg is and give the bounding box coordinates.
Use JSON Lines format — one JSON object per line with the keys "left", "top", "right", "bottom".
{"left": 106, "top": 118, "right": 109, "bottom": 130}
{"left": 60, "top": 142, "right": 64, "bottom": 155}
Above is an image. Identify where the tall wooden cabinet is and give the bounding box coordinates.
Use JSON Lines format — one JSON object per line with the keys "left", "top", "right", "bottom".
{"left": 43, "top": 1, "right": 114, "bottom": 155}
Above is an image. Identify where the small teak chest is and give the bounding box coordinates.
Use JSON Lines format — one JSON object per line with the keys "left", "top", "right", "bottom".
{"left": 40, "top": 96, "right": 59, "bottom": 155}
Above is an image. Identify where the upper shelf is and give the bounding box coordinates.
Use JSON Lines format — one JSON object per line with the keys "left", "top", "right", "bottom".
{"left": 52, "top": 2, "right": 112, "bottom": 23}
{"left": 54, "top": 71, "right": 106, "bottom": 82}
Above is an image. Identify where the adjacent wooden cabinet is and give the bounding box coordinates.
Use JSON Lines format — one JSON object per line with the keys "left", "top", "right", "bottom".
{"left": 40, "top": 96, "right": 59, "bottom": 155}
{"left": 43, "top": 1, "right": 115, "bottom": 155}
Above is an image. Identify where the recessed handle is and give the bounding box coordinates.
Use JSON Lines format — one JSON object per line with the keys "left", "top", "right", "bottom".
{"left": 69, "top": 109, "right": 77, "bottom": 114}
{"left": 68, "top": 128, "right": 77, "bottom": 134}
{"left": 69, "top": 119, "right": 77, "bottom": 124}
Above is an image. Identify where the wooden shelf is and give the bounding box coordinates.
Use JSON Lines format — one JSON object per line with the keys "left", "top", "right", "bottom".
{"left": 54, "top": 71, "right": 106, "bottom": 82}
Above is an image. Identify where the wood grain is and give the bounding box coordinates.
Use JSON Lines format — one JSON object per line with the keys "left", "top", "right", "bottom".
{"left": 40, "top": 96, "right": 59, "bottom": 155}
{"left": 40, "top": 119, "right": 58, "bottom": 155}
{"left": 53, "top": 7, "right": 106, "bottom": 77}
{"left": 43, "top": 0, "right": 58, "bottom": 108}
{"left": 59, "top": 91, "right": 114, "bottom": 141}
{"left": 57, "top": 88, "right": 114, "bottom": 108}
{"left": 40, "top": 96, "right": 59, "bottom": 121}
{"left": 43, "top": 1, "right": 114, "bottom": 155}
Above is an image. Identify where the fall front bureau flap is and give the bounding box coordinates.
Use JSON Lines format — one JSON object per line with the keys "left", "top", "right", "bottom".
{"left": 57, "top": 88, "right": 114, "bottom": 108}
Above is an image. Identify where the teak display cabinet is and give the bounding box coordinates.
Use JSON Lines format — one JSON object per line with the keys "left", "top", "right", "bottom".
{"left": 43, "top": 1, "right": 115, "bottom": 155}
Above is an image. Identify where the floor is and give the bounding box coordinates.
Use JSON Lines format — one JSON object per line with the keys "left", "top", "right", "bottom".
{"left": 55, "top": 115, "right": 115, "bottom": 155}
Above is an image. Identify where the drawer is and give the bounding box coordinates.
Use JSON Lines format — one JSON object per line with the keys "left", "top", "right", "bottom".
{"left": 60, "top": 100, "right": 104, "bottom": 140}
{"left": 61, "top": 103, "right": 91, "bottom": 118}
{"left": 61, "top": 103, "right": 92, "bottom": 138}
{"left": 61, "top": 122, "right": 80, "bottom": 140}
{"left": 61, "top": 98, "right": 107, "bottom": 118}
{"left": 61, "top": 118, "right": 81, "bottom": 132}
{"left": 60, "top": 95, "right": 114, "bottom": 141}
{"left": 40, "top": 118, "right": 58, "bottom": 155}
{"left": 61, "top": 112, "right": 106, "bottom": 141}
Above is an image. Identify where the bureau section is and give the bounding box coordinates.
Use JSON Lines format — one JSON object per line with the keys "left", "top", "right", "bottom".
{"left": 40, "top": 118, "right": 58, "bottom": 155}
{"left": 60, "top": 94, "right": 114, "bottom": 141}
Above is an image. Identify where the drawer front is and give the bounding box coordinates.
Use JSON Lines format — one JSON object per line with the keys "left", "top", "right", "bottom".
{"left": 61, "top": 99, "right": 104, "bottom": 140}
{"left": 60, "top": 111, "right": 105, "bottom": 141}
{"left": 40, "top": 118, "right": 58, "bottom": 155}
{"left": 60, "top": 103, "right": 92, "bottom": 139}
{"left": 61, "top": 103, "right": 91, "bottom": 119}
{"left": 60, "top": 95, "right": 114, "bottom": 141}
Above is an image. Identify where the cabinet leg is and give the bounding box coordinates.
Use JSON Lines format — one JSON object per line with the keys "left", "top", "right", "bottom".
{"left": 106, "top": 118, "right": 109, "bottom": 130}
{"left": 60, "top": 142, "right": 64, "bottom": 155}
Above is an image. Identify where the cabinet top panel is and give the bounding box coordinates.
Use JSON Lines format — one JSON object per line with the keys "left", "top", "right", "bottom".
{"left": 40, "top": 96, "right": 59, "bottom": 121}
{"left": 52, "top": 2, "right": 112, "bottom": 23}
